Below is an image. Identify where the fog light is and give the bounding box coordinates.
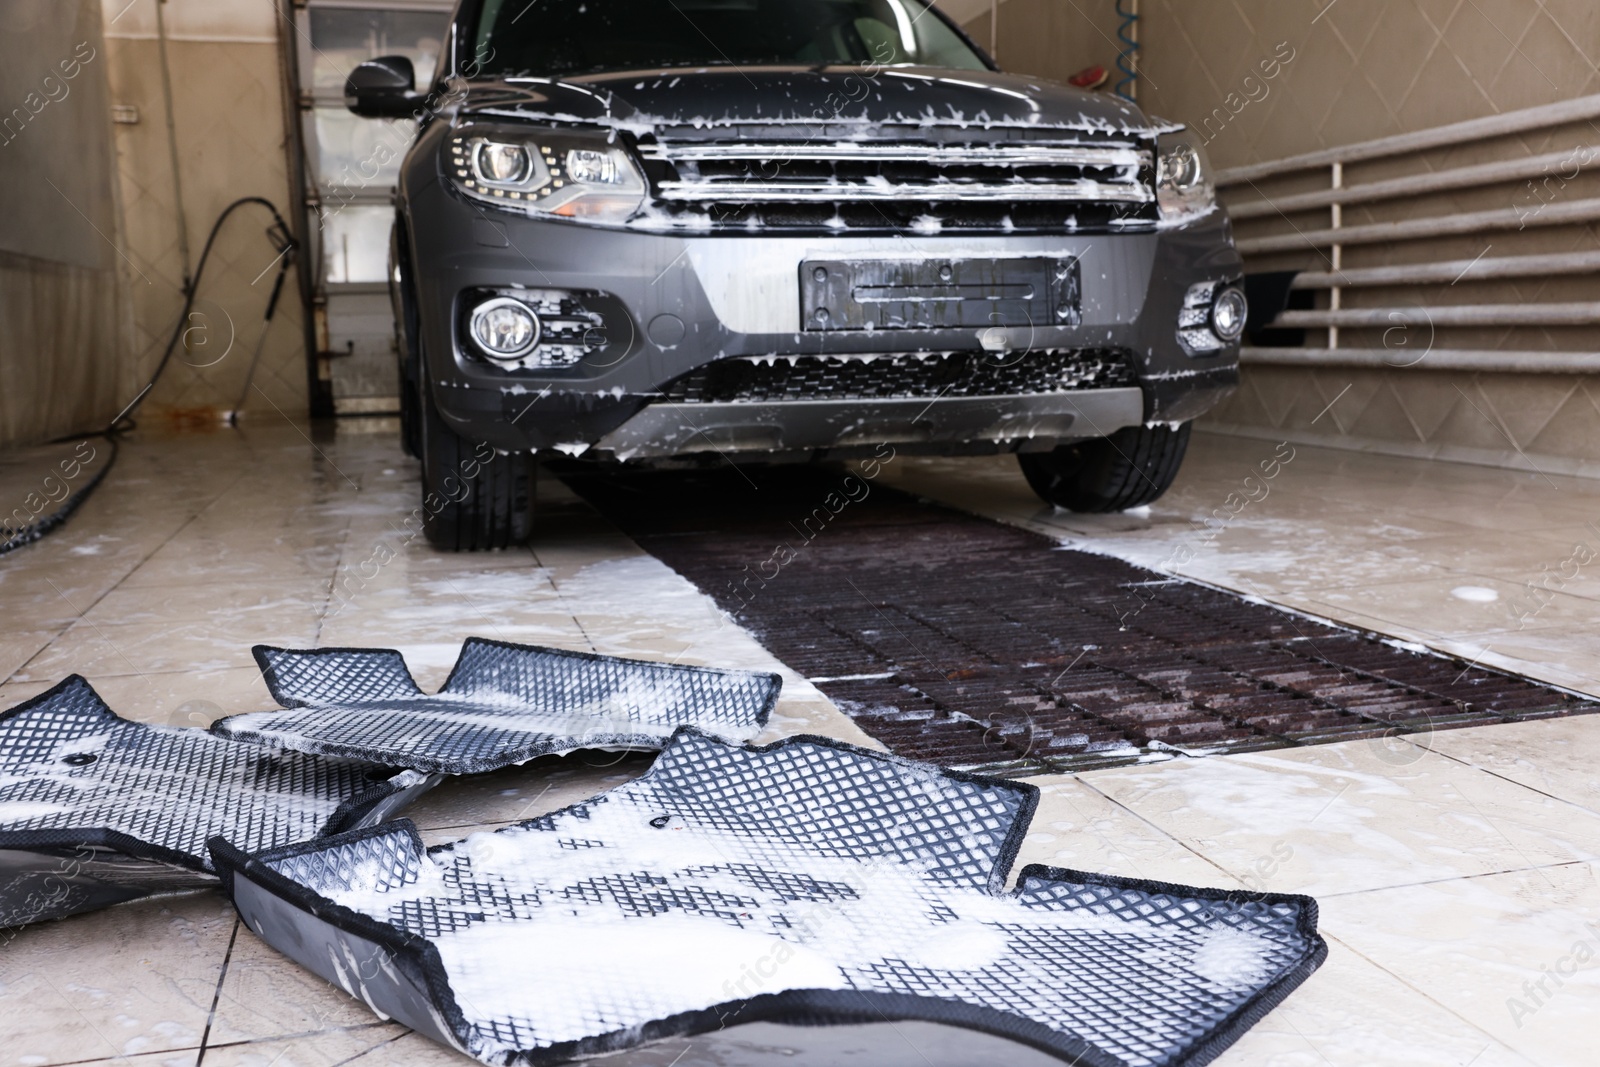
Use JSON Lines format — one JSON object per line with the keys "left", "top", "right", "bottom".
{"left": 470, "top": 297, "right": 541, "bottom": 361}
{"left": 1211, "top": 288, "right": 1248, "bottom": 342}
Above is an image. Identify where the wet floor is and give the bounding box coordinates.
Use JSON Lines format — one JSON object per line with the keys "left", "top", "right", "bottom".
{"left": 0, "top": 422, "right": 1595, "bottom": 1067}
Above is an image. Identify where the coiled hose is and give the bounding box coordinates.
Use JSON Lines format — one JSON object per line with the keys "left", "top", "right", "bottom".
{"left": 0, "top": 197, "right": 296, "bottom": 558}
{"left": 1115, "top": 0, "right": 1141, "bottom": 103}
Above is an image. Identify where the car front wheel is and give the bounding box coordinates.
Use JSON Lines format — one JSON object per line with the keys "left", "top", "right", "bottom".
{"left": 419, "top": 387, "right": 535, "bottom": 550}
{"left": 1019, "top": 422, "right": 1192, "bottom": 513}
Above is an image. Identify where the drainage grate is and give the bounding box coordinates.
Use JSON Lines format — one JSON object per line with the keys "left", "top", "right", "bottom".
{"left": 564, "top": 465, "right": 1597, "bottom": 776}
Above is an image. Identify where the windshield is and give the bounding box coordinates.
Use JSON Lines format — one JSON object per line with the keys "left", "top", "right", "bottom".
{"left": 469, "top": 0, "right": 990, "bottom": 79}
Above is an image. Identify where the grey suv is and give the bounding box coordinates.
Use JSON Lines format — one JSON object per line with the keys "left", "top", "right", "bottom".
{"left": 347, "top": 0, "right": 1245, "bottom": 549}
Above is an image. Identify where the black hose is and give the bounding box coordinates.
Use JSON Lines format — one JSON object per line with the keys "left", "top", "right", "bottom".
{"left": 0, "top": 197, "right": 298, "bottom": 558}
{"left": 0, "top": 436, "right": 120, "bottom": 556}
{"left": 112, "top": 197, "right": 298, "bottom": 432}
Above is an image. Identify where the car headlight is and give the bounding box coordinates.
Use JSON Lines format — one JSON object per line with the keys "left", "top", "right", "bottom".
{"left": 447, "top": 127, "right": 647, "bottom": 224}
{"left": 1154, "top": 128, "right": 1216, "bottom": 224}
{"left": 473, "top": 141, "right": 533, "bottom": 185}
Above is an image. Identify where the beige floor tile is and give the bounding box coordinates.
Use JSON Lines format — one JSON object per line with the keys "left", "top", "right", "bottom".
{"left": 322, "top": 569, "right": 563, "bottom": 629}
{"left": 14, "top": 617, "right": 320, "bottom": 682}
{"left": 330, "top": 537, "right": 539, "bottom": 586}
{"left": 81, "top": 579, "right": 331, "bottom": 630}
{"left": 532, "top": 528, "right": 657, "bottom": 569}
{"left": 0, "top": 893, "right": 233, "bottom": 1064}
{"left": 74, "top": 667, "right": 281, "bottom": 725}
{"left": 1305, "top": 574, "right": 1600, "bottom": 639}
{"left": 192, "top": 1025, "right": 427, "bottom": 1067}
{"left": 1323, "top": 862, "right": 1600, "bottom": 1067}
{"left": 0, "top": 534, "right": 155, "bottom": 591}
{"left": 5, "top": 658, "right": 275, "bottom": 725}
{"left": 0, "top": 630, "right": 62, "bottom": 684}
{"left": 1422, "top": 717, "right": 1600, "bottom": 815}
{"left": 1080, "top": 737, "right": 1600, "bottom": 897}
{"left": 1396, "top": 532, "right": 1586, "bottom": 586}
{"left": 1373, "top": 492, "right": 1600, "bottom": 537}
{"left": 1089, "top": 523, "right": 1460, "bottom": 600}
{"left": 118, "top": 532, "right": 344, "bottom": 590}
{"left": 1217, "top": 934, "right": 1537, "bottom": 1067}
{"left": 1014, "top": 776, "right": 1232, "bottom": 889}
{"left": 0, "top": 678, "right": 59, "bottom": 708}
{"left": 203, "top": 926, "right": 400, "bottom": 1049}
{"left": 0, "top": 573, "right": 135, "bottom": 635}
{"left": 17, "top": 1052, "right": 196, "bottom": 1067}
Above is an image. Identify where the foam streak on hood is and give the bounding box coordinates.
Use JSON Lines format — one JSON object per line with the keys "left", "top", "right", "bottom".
{"left": 464, "top": 66, "right": 1156, "bottom": 137}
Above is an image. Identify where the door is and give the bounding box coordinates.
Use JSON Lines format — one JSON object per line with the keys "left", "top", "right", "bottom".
{"left": 293, "top": 0, "right": 455, "bottom": 416}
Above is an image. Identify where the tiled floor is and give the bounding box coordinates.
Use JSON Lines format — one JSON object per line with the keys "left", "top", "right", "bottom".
{"left": 2, "top": 423, "right": 1596, "bottom": 1066}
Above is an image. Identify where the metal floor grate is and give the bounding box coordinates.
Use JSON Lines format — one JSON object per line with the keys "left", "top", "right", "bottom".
{"left": 564, "top": 465, "right": 1597, "bottom": 776}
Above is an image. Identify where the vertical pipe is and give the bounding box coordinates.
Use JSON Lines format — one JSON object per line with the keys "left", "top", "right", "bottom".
{"left": 1115, "top": 0, "right": 1140, "bottom": 103}
{"left": 153, "top": 0, "right": 192, "bottom": 289}
{"left": 990, "top": 0, "right": 998, "bottom": 64}
{"left": 272, "top": 0, "right": 335, "bottom": 418}
{"left": 1330, "top": 162, "right": 1343, "bottom": 351}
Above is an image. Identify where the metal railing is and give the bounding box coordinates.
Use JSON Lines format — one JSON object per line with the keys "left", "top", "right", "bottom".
{"left": 1217, "top": 93, "right": 1600, "bottom": 372}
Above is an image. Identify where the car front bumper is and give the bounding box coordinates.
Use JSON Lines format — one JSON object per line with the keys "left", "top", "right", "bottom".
{"left": 590, "top": 388, "right": 1147, "bottom": 461}
{"left": 402, "top": 153, "right": 1243, "bottom": 458}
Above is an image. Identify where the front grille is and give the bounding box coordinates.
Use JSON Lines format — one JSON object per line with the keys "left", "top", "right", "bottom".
{"left": 660, "top": 349, "right": 1139, "bottom": 404}
{"left": 636, "top": 132, "right": 1157, "bottom": 234}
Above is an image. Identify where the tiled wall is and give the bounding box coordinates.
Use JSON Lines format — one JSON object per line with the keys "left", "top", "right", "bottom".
{"left": 952, "top": 0, "right": 1600, "bottom": 474}
{"left": 101, "top": 0, "right": 309, "bottom": 427}
{"left": 1138, "top": 0, "right": 1600, "bottom": 171}
{"left": 1218, "top": 364, "right": 1600, "bottom": 479}
{"left": 947, "top": 0, "right": 1113, "bottom": 86}
{"left": 1135, "top": 0, "right": 1600, "bottom": 472}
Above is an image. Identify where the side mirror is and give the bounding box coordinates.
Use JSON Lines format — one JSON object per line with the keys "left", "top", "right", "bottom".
{"left": 345, "top": 56, "right": 424, "bottom": 118}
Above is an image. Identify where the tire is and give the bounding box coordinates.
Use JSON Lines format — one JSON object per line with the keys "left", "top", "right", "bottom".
{"left": 1019, "top": 422, "right": 1192, "bottom": 513}
{"left": 419, "top": 387, "right": 536, "bottom": 550}
{"left": 399, "top": 376, "right": 422, "bottom": 460}
{"left": 393, "top": 219, "right": 423, "bottom": 460}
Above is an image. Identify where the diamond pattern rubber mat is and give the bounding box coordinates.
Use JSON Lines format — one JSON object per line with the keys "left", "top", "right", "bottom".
{"left": 0, "top": 676, "right": 427, "bottom": 928}
{"left": 212, "top": 730, "right": 1325, "bottom": 1067}
{"left": 210, "top": 638, "right": 780, "bottom": 775}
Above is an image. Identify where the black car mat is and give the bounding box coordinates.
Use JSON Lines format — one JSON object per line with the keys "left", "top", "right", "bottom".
{"left": 0, "top": 676, "right": 430, "bottom": 928}
{"left": 209, "top": 637, "right": 781, "bottom": 775}
{"left": 212, "top": 729, "right": 1326, "bottom": 1067}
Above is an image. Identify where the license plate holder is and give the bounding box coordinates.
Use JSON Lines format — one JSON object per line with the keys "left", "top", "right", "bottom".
{"left": 800, "top": 256, "right": 1081, "bottom": 332}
